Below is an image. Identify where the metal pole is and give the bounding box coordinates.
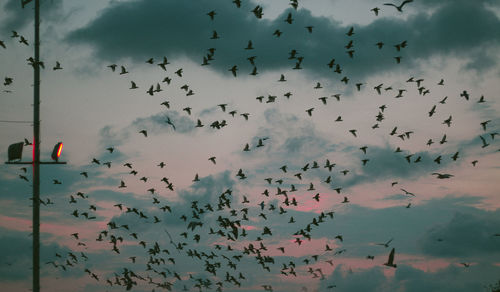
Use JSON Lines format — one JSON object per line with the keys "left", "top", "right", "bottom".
{"left": 33, "top": 0, "right": 41, "bottom": 290}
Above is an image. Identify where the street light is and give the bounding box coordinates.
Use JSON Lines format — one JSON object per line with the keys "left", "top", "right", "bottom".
{"left": 51, "top": 142, "right": 63, "bottom": 162}
{"left": 8, "top": 142, "right": 24, "bottom": 162}
{"left": 5, "top": 140, "right": 66, "bottom": 292}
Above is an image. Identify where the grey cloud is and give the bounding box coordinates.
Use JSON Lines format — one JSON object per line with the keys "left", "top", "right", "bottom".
{"left": 131, "top": 110, "right": 196, "bottom": 135}
{"left": 98, "top": 125, "right": 130, "bottom": 147}
{"left": 418, "top": 210, "right": 500, "bottom": 257}
{"left": 309, "top": 196, "right": 490, "bottom": 257}
{"left": 1, "top": 0, "right": 64, "bottom": 34}
{"left": 341, "top": 144, "right": 452, "bottom": 188}
{"left": 0, "top": 227, "right": 72, "bottom": 280}
{"left": 106, "top": 171, "right": 236, "bottom": 234}
{"left": 320, "top": 262, "right": 500, "bottom": 292}
{"left": 66, "top": 0, "right": 500, "bottom": 81}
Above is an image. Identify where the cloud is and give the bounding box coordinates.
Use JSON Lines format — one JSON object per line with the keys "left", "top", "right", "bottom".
{"left": 130, "top": 110, "right": 196, "bottom": 135}
{"left": 0, "top": 0, "right": 64, "bottom": 34}
{"left": 0, "top": 227, "right": 71, "bottom": 280}
{"left": 418, "top": 210, "right": 500, "bottom": 257}
{"left": 341, "top": 144, "right": 452, "bottom": 188}
{"left": 320, "top": 262, "right": 500, "bottom": 292}
{"left": 66, "top": 0, "right": 500, "bottom": 81}
{"left": 95, "top": 110, "right": 198, "bottom": 150}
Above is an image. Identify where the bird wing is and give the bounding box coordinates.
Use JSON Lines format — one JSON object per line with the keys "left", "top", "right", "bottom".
{"left": 388, "top": 248, "right": 395, "bottom": 264}
{"left": 401, "top": 0, "right": 413, "bottom": 6}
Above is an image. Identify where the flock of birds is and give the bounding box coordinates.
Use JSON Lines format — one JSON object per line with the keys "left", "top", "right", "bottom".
{"left": 2, "top": 0, "right": 499, "bottom": 291}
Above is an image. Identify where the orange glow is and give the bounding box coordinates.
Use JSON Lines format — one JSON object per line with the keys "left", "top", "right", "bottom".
{"left": 57, "top": 142, "right": 63, "bottom": 157}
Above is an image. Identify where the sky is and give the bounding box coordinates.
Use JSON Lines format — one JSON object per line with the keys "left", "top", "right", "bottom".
{"left": 0, "top": 0, "right": 500, "bottom": 291}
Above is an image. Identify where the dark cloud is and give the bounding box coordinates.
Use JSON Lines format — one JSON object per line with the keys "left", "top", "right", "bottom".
{"left": 418, "top": 210, "right": 500, "bottom": 257}
{"left": 0, "top": 227, "right": 71, "bottom": 280}
{"left": 307, "top": 196, "right": 489, "bottom": 257}
{"left": 320, "top": 262, "right": 500, "bottom": 292}
{"left": 341, "top": 144, "right": 452, "bottom": 188}
{"left": 1, "top": 0, "right": 64, "bottom": 34}
{"left": 66, "top": 0, "right": 500, "bottom": 81}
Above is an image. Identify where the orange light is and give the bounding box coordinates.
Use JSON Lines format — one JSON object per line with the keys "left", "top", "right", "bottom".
{"left": 51, "top": 142, "right": 63, "bottom": 161}
{"left": 57, "top": 143, "right": 63, "bottom": 158}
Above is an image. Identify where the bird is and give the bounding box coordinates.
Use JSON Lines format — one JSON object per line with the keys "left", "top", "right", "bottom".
{"left": 439, "top": 134, "right": 447, "bottom": 144}
{"left": 245, "top": 40, "right": 254, "bottom": 50}
{"left": 207, "top": 10, "right": 216, "bottom": 20}
{"left": 19, "top": 36, "right": 29, "bottom": 45}
{"left": 376, "top": 238, "right": 393, "bottom": 248}
{"left": 129, "top": 81, "right": 138, "bottom": 89}
{"left": 479, "top": 136, "right": 489, "bottom": 148}
{"left": 210, "top": 30, "right": 220, "bottom": 39}
{"left": 401, "top": 188, "right": 415, "bottom": 196}
{"left": 346, "top": 26, "right": 354, "bottom": 36}
{"left": 208, "top": 157, "right": 216, "bottom": 164}
{"left": 480, "top": 120, "right": 491, "bottom": 131}
{"left": 383, "top": 248, "right": 397, "bottom": 268}
{"left": 118, "top": 180, "right": 126, "bottom": 188}
{"left": 432, "top": 173, "right": 454, "bottom": 179}
{"left": 443, "top": 116, "right": 452, "bottom": 127}
{"left": 460, "top": 90, "right": 469, "bottom": 100}
{"left": 383, "top": 0, "right": 413, "bottom": 12}
{"left": 139, "top": 130, "right": 147, "bottom": 137}
{"left": 229, "top": 65, "right": 238, "bottom": 77}
{"left": 428, "top": 105, "right": 436, "bottom": 117}
{"left": 53, "top": 61, "right": 62, "bottom": 70}
{"left": 119, "top": 66, "right": 128, "bottom": 75}
{"left": 371, "top": 7, "right": 380, "bottom": 16}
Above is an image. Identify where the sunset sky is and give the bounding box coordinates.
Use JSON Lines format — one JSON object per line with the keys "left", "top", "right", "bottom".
{"left": 1, "top": 0, "right": 499, "bottom": 291}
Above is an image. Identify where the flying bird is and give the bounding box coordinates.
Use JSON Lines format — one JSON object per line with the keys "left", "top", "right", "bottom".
{"left": 383, "top": 0, "right": 413, "bottom": 12}
{"left": 53, "top": 61, "right": 62, "bottom": 70}
{"left": 432, "top": 173, "right": 454, "bottom": 179}
{"left": 383, "top": 248, "right": 397, "bottom": 268}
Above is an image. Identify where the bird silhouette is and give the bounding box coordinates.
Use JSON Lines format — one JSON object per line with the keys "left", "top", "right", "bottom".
{"left": 53, "top": 61, "right": 62, "bottom": 70}
{"left": 432, "top": 173, "right": 453, "bottom": 179}
{"left": 383, "top": 248, "right": 397, "bottom": 268}
{"left": 384, "top": 0, "right": 413, "bottom": 12}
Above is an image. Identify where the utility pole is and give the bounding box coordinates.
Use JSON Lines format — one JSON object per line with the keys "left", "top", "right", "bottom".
{"left": 33, "top": 0, "right": 41, "bottom": 290}
{"left": 4, "top": 1, "right": 66, "bottom": 292}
